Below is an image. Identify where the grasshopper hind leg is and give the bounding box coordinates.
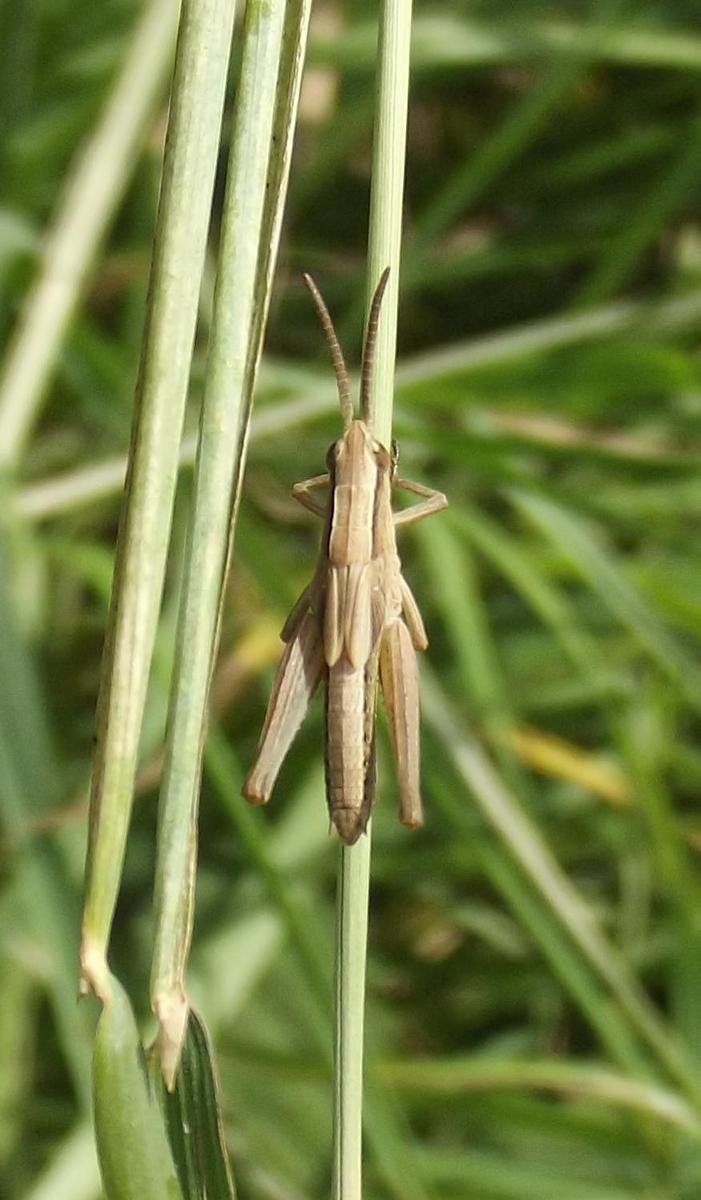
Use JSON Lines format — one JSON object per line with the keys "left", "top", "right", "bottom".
{"left": 379, "top": 618, "right": 423, "bottom": 829}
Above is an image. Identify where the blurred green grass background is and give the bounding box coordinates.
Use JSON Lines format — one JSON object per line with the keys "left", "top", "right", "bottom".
{"left": 3, "top": 0, "right": 701, "bottom": 1196}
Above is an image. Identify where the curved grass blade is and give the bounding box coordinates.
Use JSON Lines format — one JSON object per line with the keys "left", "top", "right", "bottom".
{"left": 452, "top": 505, "right": 607, "bottom": 689}
{"left": 509, "top": 488, "right": 701, "bottom": 705}
{"left": 421, "top": 673, "right": 701, "bottom": 1105}
{"left": 14, "top": 284, "right": 701, "bottom": 524}
{"left": 0, "top": 0, "right": 180, "bottom": 472}
{"left": 377, "top": 1055, "right": 700, "bottom": 1136}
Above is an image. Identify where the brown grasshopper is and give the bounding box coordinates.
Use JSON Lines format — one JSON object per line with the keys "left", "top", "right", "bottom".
{"left": 243, "top": 269, "right": 447, "bottom": 843}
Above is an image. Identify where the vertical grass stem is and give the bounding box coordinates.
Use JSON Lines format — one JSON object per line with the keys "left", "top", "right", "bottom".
{"left": 151, "top": 0, "right": 312, "bottom": 1084}
{"left": 80, "top": 0, "right": 237, "bottom": 999}
{"left": 333, "top": 0, "right": 413, "bottom": 1195}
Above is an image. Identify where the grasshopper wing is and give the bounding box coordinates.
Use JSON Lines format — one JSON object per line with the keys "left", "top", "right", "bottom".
{"left": 243, "top": 605, "right": 324, "bottom": 805}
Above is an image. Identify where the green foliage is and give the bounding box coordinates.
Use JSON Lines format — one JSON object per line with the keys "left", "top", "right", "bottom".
{"left": 4, "top": 0, "right": 701, "bottom": 1197}
{"left": 92, "top": 975, "right": 182, "bottom": 1200}
{"left": 154, "top": 1010, "right": 237, "bottom": 1200}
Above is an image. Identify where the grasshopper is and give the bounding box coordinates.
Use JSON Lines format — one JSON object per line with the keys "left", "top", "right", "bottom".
{"left": 243, "top": 269, "right": 447, "bottom": 843}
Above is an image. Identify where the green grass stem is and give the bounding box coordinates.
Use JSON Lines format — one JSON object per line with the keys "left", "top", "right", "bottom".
{"left": 150, "top": 0, "right": 312, "bottom": 1084}
{"left": 79, "top": 0, "right": 237, "bottom": 999}
{"left": 333, "top": 0, "right": 413, "bottom": 1196}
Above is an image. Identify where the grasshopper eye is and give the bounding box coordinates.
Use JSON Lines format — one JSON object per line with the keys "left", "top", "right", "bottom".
{"left": 390, "top": 438, "right": 400, "bottom": 474}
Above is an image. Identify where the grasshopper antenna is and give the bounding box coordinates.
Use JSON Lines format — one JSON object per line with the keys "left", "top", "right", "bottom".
{"left": 303, "top": 273, "right": 353, "bottom": 429}
{"left": 360, "top": 266, "right": 391, "bottom": 425}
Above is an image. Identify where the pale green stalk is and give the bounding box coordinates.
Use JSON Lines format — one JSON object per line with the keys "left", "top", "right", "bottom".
{"left": 333, "top": 0, "right": 413, "bottom": 1196}
{"left": 80, "top": 0, "right": 237, "bottom": 999}
{"left": 150, "top": 0, "right": 312, "bottom": 1084}
{"left": 0, "top": 0, "right": 180, "bottom": 473}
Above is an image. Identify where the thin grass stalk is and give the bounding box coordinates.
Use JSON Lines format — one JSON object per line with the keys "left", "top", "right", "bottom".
{"left": 332, "top": 0, "right": 413, "bottom": 1195}
{"left": 203, "top": 739, "right": 433, "bottom": 1200}
{"left": 150, "top": 0, "right": 312, "bottom": 1085}
{"left": 79, "top": 0, "right": 237, "bottom": 1000}
{"left": 0, "top": 0, "right": 180, "bottom": 473}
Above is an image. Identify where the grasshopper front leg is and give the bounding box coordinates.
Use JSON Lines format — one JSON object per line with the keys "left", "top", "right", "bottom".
{"left": 292, "top": 473, "right": 329, "bottom": 518}
{"left": 243, "top": 604, "right": 324, "bottom": 805}
{"left": 393, "top": 477, "right": 447, "bottom": 528}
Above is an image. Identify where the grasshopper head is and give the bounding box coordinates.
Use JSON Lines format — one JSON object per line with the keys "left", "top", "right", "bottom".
{"left": 327, "top": 419, "right": 390, "bottom": 477}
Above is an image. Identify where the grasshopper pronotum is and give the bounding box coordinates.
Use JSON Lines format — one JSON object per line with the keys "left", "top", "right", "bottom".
{"left": 243, "top": 269, "right": 447, "bottom": 843}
